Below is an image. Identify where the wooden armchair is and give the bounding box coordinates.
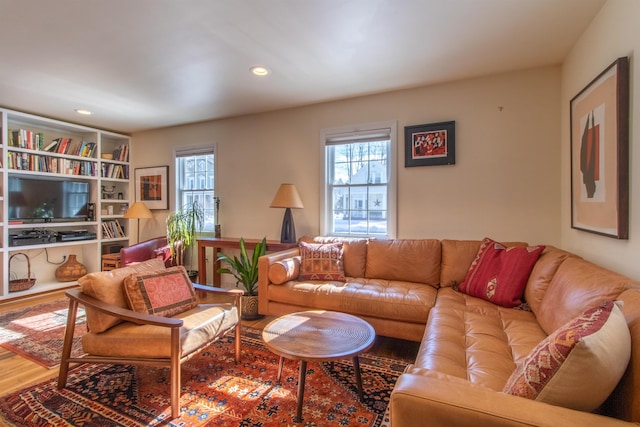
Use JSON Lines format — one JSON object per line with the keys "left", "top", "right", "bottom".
{"left": 57, "top": 260, "right": 242, "bottom": 419}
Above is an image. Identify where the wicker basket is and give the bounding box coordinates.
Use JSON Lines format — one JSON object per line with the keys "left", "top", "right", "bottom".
{"left": 9, "top": 252, "right": 36, "bottom": 292}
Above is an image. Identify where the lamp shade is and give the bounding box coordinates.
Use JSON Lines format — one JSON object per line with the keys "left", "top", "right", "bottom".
{"left": 123, "top": 202, "right": 153, "bottom": 219}
{"left": 270, "top": 184, "right": 304, "bottom": 209}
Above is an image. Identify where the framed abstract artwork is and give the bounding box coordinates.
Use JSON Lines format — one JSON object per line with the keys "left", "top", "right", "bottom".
{"left": 404, "top": 121, "right": 455, "bottom": 167}
{"left": 570, "top": 57, "right": 629, "bottom": 239}
{"left": 134, "top": 166, "right": 169, "bottom": 210}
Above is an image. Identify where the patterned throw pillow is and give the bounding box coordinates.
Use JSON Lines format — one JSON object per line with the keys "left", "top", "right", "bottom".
{"left": 123, "top": 265, "right": 199, "bottom": 317}
{"left": 458, "top": 237, "right": 545, "bottom": 307}
{"left": 503, "top": 300, "right": 631, "bottom": 411}
{"left": 298, "top": 242, "right": 345, "bottom": 281}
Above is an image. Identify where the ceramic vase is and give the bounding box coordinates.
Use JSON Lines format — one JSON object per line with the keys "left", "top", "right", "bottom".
{"left": 55, "top": 254, "right": 88, "bottom": 282}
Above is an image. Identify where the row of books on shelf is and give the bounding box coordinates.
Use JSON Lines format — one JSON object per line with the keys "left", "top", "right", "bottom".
{"left": 6, "top": 152, "right": 97, "bottom": 176}
{"left": 44, "top": 138, "right": 96, "bottom": 157}
{"left": 101, "top": 163, "right": 129, "bottom": 179}
{"left": 9, "top": 129, "right": 98, "bottom": 158}
{"left": 112, "top": 144, "right": 129, "bottom": 162}
{"left": 102, "top": 220, "right": 126, "bottom": 239}
{"left": 9, "top": 129, "right": 45, "bottom": 150}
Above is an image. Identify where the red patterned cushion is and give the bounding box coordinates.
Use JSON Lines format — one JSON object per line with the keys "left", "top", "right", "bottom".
{"left": 298, "top": 242, "right": 345, "bottom": 281}
{"left": 458, "top": 237, "right": 544, "bottom": 307}
{"left": 503, "top": 300, "right": 631, "bottom": 411}
{"left": 123, "top": 265, "right": 198, "bottom": 317}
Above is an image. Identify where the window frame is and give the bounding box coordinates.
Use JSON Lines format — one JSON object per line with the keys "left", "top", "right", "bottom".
{"left": 320, "top": 120, "right": 397, "bottom": 238}
{"left": 174, "top": 144, "right": 217, "bottom": 234}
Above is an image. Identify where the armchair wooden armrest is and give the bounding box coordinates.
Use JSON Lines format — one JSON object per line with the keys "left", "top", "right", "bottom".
{"left": 66, "top": 288, "right": 184, "bottom": 327}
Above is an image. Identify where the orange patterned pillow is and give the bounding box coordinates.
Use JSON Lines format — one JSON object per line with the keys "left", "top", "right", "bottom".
{"left": 123, "top": 266, "right": 198, "bottom": 317}
{"left": 298, "top": 242, "right": 345, "bottom": 281}
{"left": 459, "top": 237, "right": 544, "bottom": 307}
{"left": 503, "top": 300, "right": 631, "bottom": 411}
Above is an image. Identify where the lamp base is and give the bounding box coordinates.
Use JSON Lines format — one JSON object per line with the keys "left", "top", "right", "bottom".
{"left": 280, "top": 208, "right": 297, "bottom": 243}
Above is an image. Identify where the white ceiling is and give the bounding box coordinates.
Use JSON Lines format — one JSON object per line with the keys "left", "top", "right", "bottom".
{"left": 0, "top": 0, "right": 606, "bottom": 134}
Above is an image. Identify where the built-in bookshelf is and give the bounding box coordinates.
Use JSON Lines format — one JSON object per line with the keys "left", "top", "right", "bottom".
{"left": 0, "top": 108, "right": 131, "bottom": 301}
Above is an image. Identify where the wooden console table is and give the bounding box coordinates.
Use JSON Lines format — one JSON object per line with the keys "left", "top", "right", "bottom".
{"left": 197, "top": 237, "right": 297, "bottom": 287}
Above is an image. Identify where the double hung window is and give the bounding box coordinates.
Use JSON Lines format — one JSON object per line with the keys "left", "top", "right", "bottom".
{"left": 175, "top": 146, "right": 216, "bottom": 232}
{"left": 321, "top": 121, "right": 397, "bottom": 238}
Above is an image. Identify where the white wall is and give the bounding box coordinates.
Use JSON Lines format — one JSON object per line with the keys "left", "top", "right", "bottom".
{"left": 132, "top": 66, "right": 561, "bottom": 251}
{"left": 561, "top": 0, "right": 640, "bottom": 279}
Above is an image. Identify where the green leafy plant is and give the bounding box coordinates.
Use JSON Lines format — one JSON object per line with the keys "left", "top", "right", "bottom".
{"left": 217, "top": 237, "right": 267, "bottom": 296}
{"left": 166, "top": 200, "right": 204, "bottom": 271}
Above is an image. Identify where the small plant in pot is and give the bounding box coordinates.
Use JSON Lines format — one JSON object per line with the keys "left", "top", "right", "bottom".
{"left": 166, "top": 200, "right": 204, "bottom": 281}
{"left": 217, "top": 237, "right": 266, "bottom": 320}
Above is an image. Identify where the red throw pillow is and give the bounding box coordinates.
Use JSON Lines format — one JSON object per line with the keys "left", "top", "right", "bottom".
{"left": 124, "top": 265, "right": 198, "bottom": 317}
{"left": 459, "top": 238, "right": 544, "bottom": 307}
{"left": 298, "top": 242, "right": 345, "bottom": 281}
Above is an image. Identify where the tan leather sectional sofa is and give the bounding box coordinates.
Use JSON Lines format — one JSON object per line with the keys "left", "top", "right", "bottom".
{"left": 257, "top": 237, "right": 640, "bottom": 426}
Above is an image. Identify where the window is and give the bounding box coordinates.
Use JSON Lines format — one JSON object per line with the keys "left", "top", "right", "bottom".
{"left": 321, "top": 121, "right": 397, "bottom": 238}
{"left": 175, "top": 146, "right": 216, "bottom": 232}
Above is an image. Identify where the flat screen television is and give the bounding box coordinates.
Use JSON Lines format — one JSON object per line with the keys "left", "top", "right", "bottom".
{"left": 8, "top": 175, "right": 90, "bottom": 222}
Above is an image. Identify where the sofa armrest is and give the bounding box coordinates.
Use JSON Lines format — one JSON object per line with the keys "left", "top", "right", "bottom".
{"left": 391, "top": 369, "right": 634, "bottom": 427}
{"left": 258, "top": 248, "right": 301, "bottom": 313}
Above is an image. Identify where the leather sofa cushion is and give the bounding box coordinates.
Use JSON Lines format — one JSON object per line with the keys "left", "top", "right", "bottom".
{"left": 268, "top": 278, "right": 436, "bottom": 324}
{"left": 82, "top": 303, "right": 238, "bottom": 358}
{"left": 416, "top": 287, "right": 545, "bottom": 391}
{"left": 78, "top": 258, "right": 166, "bottom": 333}
{"left": 536, "top": 257, "right": 640, "bottom": 335}
{"left": 524, "top": 246, "right": 578, "bottom": 316}
{"left": 365, "top": 239, "right": 441, "bottom": 286}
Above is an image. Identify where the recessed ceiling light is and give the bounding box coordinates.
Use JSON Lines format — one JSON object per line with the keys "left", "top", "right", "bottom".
{"left": 250, "top": 66, "right": 269, "bottom": 76}
{"left": 75, "top": 109, "right": 92, "bottom": 115}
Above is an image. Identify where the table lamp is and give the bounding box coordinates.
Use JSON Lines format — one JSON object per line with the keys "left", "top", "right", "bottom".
{"left": 123, "top": 202, "right": 153, "bottom": 243}
{"left": 270, "top": 183, "right": 303, "bottom": 243}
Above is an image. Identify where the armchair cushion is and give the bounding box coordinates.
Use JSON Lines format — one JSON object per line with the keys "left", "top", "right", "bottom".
{"left": 123, "top": 265, "right": 199, "bottom": 317}
{"left": 81, "top": 303, "right": 239, "bottom": 358}
{"left": 78, "top": 258, "right": 166, "bottom": 333}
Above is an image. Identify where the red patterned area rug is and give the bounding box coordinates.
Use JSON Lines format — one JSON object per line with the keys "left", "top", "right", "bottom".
{"left": 0, "top": 298, "right": 86, "bottom": 369}
{"left": 0, "top": 327, "right": 408, "bottom": 427}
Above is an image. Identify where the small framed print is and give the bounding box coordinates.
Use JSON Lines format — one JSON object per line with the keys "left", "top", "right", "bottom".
{"left": 405, "top": 121, "right": 455, "bottom": 167}
{"left": 570, "top": 57, "right": 629, "bottom": 239}
{"left": 134, "top": 166, "right": 169, "bottom": 210}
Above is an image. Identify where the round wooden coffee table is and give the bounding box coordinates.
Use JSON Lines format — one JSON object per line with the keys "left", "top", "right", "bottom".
{"left": 262, "top": 310, "right": 376, "bottom": 422}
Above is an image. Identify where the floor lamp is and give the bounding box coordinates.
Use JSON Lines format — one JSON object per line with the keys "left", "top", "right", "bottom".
{"left": 270, "top": 183, "right": 304, "bottom": 243}
{"left": 123, "top": 202, "right": 153, "bottom": 243}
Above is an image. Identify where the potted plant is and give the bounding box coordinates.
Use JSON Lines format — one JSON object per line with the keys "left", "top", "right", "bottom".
{"left": 217, "top": 237, "right": 267, "bottom": 319}
{"left": 166, "top": 200, "right": 204, "bottom": 281}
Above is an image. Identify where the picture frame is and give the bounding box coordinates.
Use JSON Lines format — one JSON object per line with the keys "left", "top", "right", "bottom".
{"left": 134, "top": 166, "right": 169, "bottom": 210}
{"left": 404, "top": 121, "right": 455, "bottom": 167}
{"left": 570, "top": 57, "right": 629, "bottom": 239}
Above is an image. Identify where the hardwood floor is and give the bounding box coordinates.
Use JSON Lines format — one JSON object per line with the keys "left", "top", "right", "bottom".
{"left": 0, "top": 290, "right": 419, "bottom": 396}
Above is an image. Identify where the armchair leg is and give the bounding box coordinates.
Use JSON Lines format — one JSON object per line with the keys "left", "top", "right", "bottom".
{"left": 170, "top": 328, "right": 181, "bottom": 419}
{"left": 57, "top": 298, "right": 79, "bottom": 389}
{"left": 235, "top": 321, "right": 241, "bottom": 363}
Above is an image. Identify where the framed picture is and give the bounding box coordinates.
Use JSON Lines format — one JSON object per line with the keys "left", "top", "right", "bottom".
{"left": 570, "top": 57, "right": 629, "bottom": 239}
{"left": 134, "top": 166, "right": 169, "bottom": 210}
{"left": 404, "top": 121, "right": 455, "bottom": 167}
